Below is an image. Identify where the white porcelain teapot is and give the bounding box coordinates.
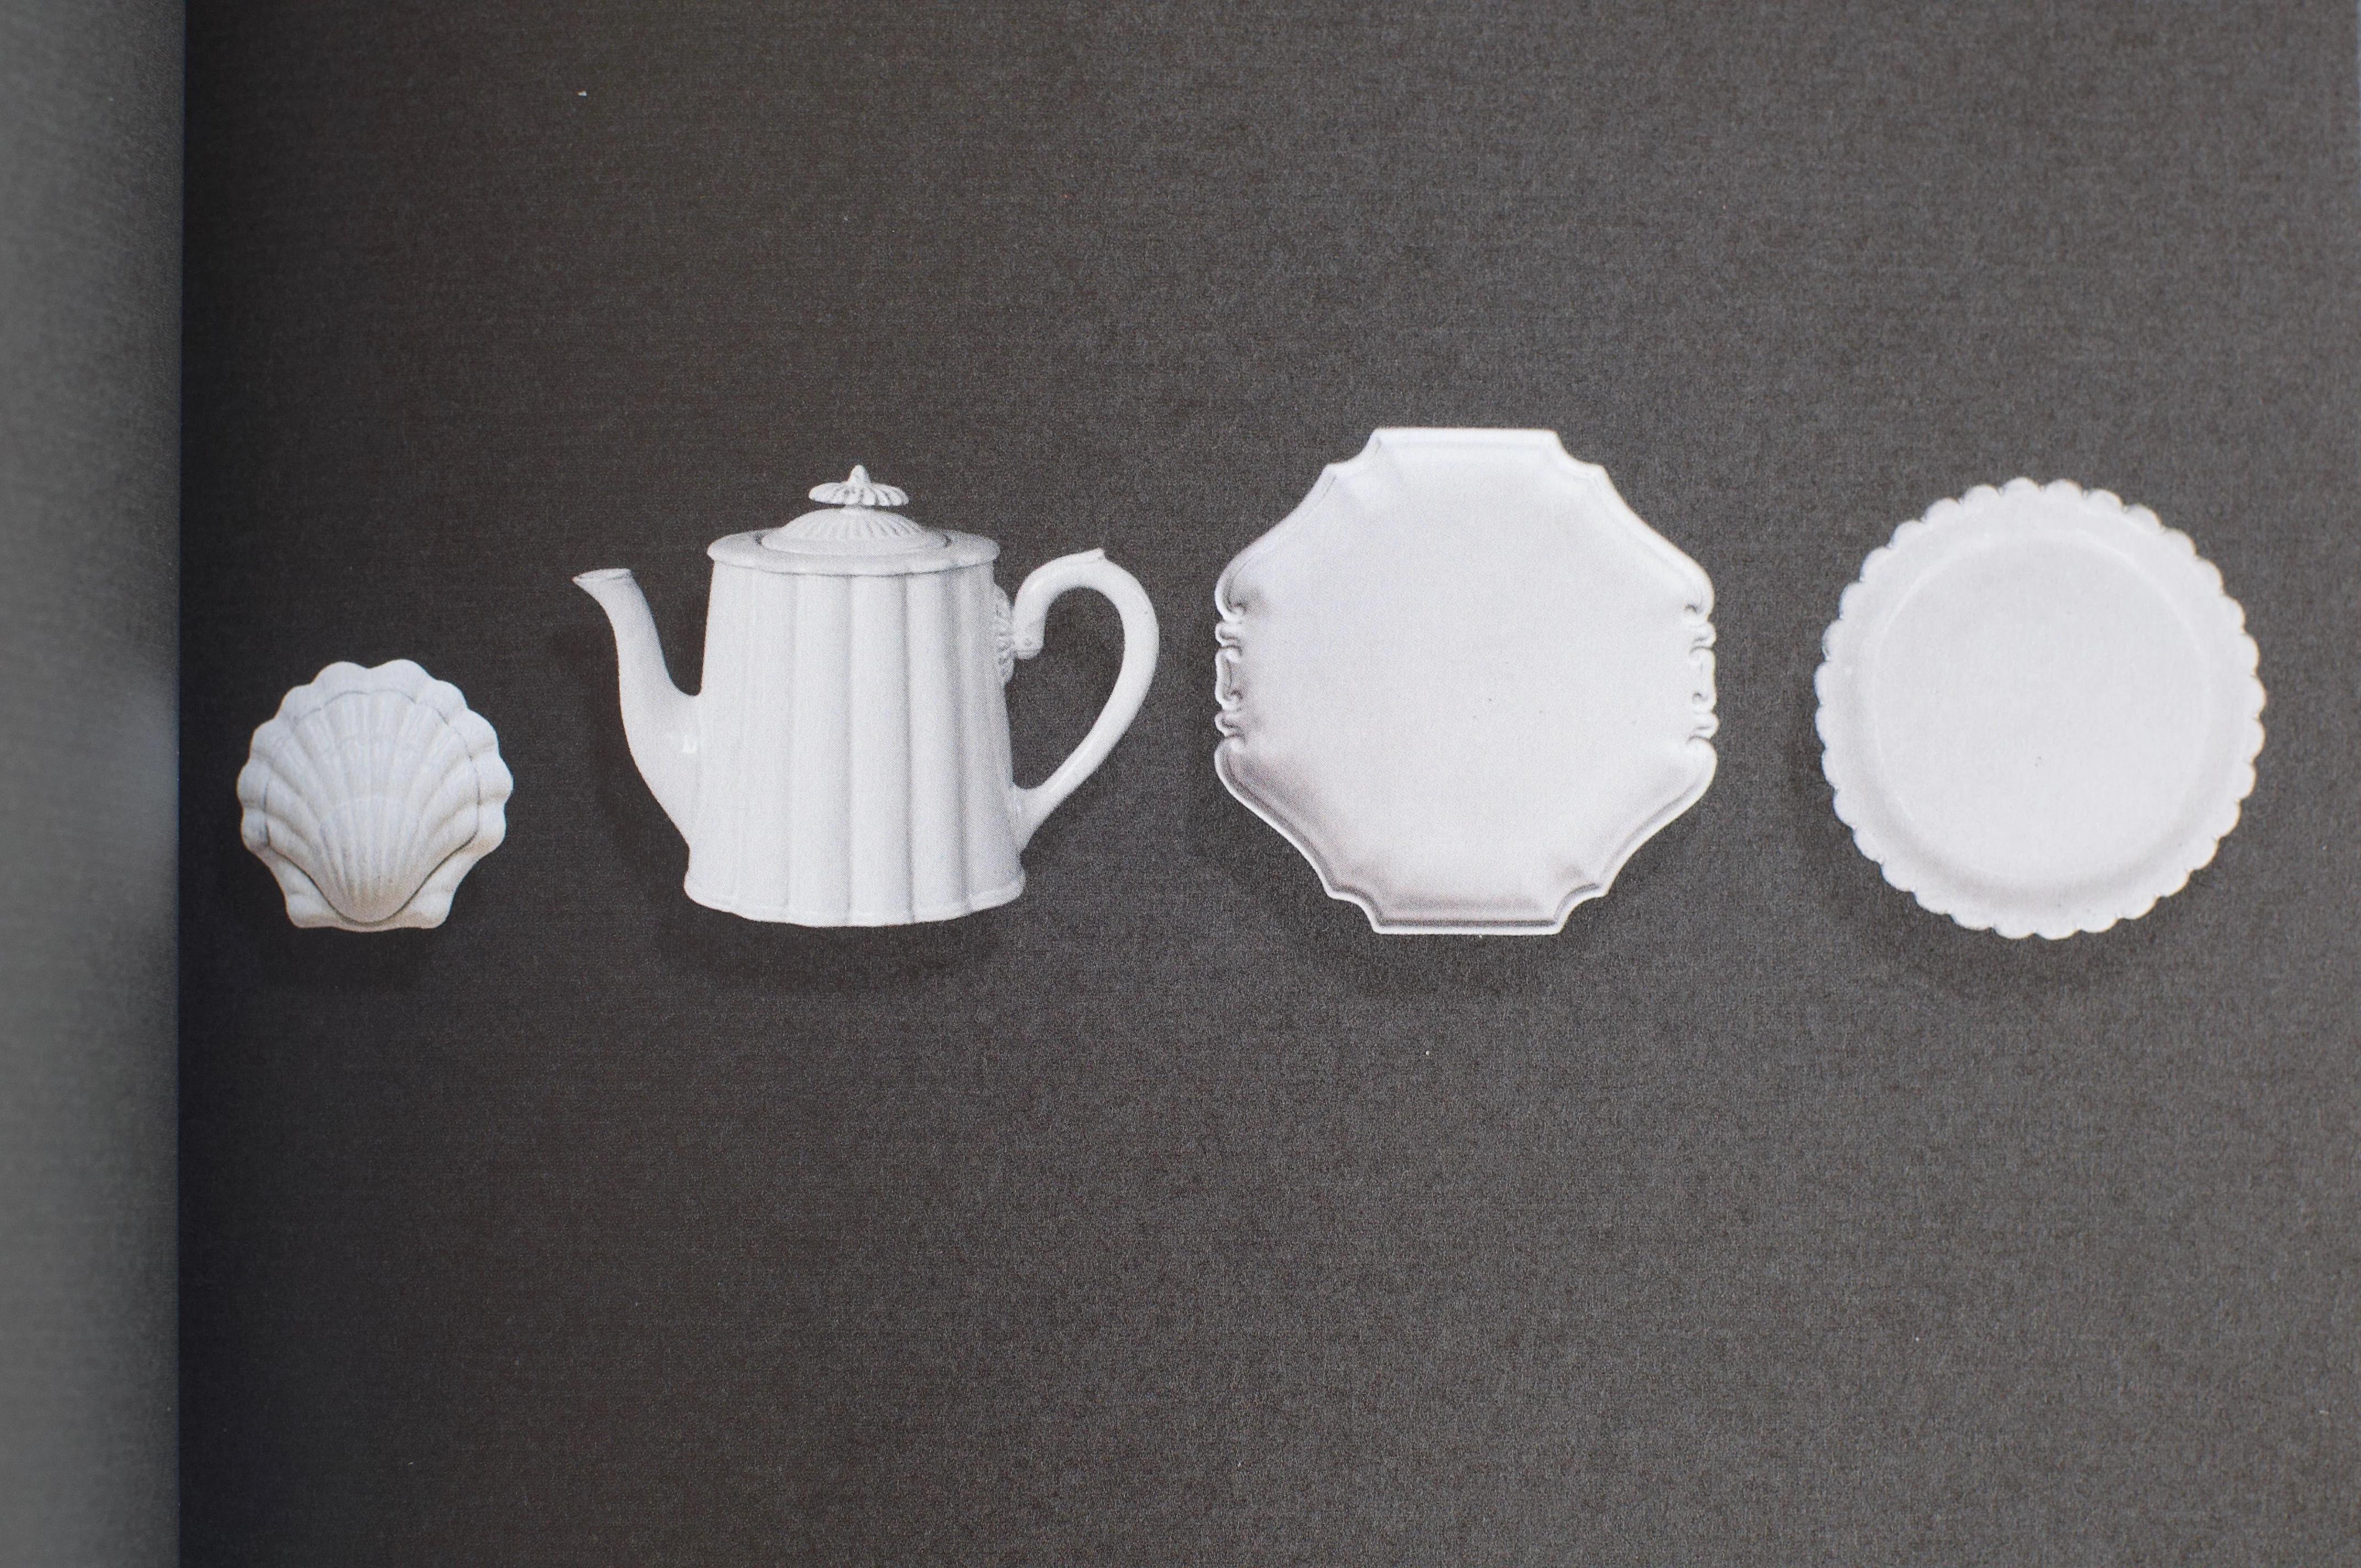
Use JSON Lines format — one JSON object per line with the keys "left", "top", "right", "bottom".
{"left": 578, "top": 466, "right": 1158, "bottom": 924}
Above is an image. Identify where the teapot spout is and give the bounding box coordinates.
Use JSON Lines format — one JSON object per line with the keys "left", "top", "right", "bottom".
{"left": 574, "top": 568, "right": 699, "bottom": 838}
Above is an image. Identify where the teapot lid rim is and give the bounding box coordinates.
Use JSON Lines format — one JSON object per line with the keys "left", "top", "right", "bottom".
{"left": 709, "top": 528, "right": 999, "bottom": 577}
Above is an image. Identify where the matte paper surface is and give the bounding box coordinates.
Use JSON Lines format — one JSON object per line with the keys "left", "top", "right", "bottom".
{"left": 182, "top": 3, "right": 2361, "bottom": 1561}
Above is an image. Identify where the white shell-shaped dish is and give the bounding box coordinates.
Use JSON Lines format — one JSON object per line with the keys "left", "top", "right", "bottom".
{"left": 1215, "top": 428, "right": 1718, "bottom": 934}
{"left": 1815, "top": 480, "right": 2264, "bottom": 939}
{"left": 238, "top": 660, "right": 513, "bottom": 931}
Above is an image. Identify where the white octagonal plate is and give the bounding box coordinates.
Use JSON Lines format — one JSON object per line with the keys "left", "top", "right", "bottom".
{"left": 1816, "top": 479, "right": 2265, "bottom": 939}
{"left": 1214, "top": 428, "right": 1718, "bottom": 934}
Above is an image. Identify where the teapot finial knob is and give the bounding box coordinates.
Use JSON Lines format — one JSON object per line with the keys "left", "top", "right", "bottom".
{"left": 809, "top": 465, "right": 909, "bottom": 510}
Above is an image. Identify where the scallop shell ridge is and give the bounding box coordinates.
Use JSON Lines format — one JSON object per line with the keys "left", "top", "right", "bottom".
{"left": 237, "top": 660, "right": 512, "bottom": 930}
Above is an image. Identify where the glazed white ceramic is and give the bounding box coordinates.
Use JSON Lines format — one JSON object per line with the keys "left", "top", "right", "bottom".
{"left": 579, "top": 467, "right": 1158, "bottom": 925}
{"left": 1215, "top": 428, "right": 1717, "bottom": 934}
{"left": 1816, "top": 479, "right": 2264, "bottom": 939}
{"left": 238, "top": 660, "right": 512, "bottom": 931}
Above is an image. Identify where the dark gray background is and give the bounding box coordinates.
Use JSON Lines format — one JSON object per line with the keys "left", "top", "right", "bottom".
{"left": 182, "top": 2, "right": 2360, "bottom": 1562}
{"left": 1, "top": 1, "right": 180, "bottom": 1564}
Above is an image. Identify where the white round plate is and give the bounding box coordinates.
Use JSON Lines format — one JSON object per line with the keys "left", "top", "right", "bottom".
{"left": 1815, "top": 480, "right": 2264, "bottom": 939}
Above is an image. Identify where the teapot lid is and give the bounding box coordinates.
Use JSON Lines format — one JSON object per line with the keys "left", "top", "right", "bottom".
{"left": 710, "top": 465, "right": 997, "bottom": 577}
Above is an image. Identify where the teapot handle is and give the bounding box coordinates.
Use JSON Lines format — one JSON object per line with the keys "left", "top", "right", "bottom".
{"left": 1005, "top": 549, "right": 1160, "bottom": 851}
